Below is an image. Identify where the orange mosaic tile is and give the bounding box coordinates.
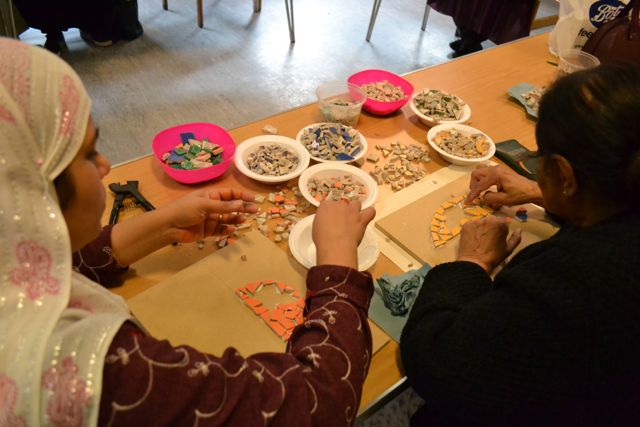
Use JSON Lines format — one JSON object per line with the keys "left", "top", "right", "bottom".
{"left": 430, "top": 194, "right": 494, "bottom": 248}
{"left": 236, "top": 280, "right": 306, "bottom": 342}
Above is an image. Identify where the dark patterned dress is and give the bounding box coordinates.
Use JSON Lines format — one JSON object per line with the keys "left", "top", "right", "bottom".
{"left": 427, "top": 0, "right": 536, "bottom": 44}
{"left": 73, "top": 227, "right": 374, "bottom": 426}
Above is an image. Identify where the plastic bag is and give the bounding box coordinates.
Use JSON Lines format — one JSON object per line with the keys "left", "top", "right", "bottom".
{"left": 549, "top": 0, "right": 630, "bottom": 56}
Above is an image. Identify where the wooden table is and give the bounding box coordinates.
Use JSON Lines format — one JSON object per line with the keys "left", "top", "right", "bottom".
{"left": 102, "top": 33, "right": 556, "bottom": 415}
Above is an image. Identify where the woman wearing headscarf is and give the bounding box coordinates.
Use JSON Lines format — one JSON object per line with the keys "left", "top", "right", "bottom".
{"left": 401, "top": 63, "right": 640, "bottom": 425}
{"left": 0, "top": 37, "right": 375, "bottom": 426}
{"left": 428, "top": 0, "right": 537, "bottom": 57}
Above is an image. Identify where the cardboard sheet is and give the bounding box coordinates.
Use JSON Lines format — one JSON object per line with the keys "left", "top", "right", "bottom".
{"left": 376, "top": 174, "right": 558, "bottom": 267}
{"left": 128, "top": 230, "right": 389, "bottom": 357}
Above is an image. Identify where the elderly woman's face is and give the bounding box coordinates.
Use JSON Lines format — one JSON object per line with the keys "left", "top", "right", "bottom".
{"left": 59, "top": 117, "right": 111, "bottom": 251}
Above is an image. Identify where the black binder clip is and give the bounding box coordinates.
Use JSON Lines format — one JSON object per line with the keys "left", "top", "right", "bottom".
{"left": 108, "top": 181, "right": 156, "bottom": 225}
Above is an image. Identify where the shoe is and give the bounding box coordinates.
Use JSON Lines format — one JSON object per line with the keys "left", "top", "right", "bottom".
{"left": 449, "top": 39, "right": 463, "bottom": 51}
{"left": 118, "top": 21, "right": 143, "bottom": 41}
{"left": 451, "top": 41, "right": 483, "bottom": 58}
{"left": 80, "top": 30, "right": 113, "bottom": 47}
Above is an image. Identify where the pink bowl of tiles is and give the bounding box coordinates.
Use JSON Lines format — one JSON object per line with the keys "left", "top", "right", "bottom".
{"left": 152, "top": 122, "right": 236, "bottom": 184}
{"left": 347, "top": 69, "right": 414, "bottom": 116}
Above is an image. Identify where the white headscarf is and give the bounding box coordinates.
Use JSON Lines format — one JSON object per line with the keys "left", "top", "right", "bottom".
{"left": 0, "top": 38, "right": 131, "bottom": 426}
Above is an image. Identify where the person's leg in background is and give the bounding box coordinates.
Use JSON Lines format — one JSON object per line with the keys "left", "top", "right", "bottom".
{"left": 78, "top": 0, "right": 144, "bottom": 47}
{"left": 13, "top": 0, "right": 67, "bottom": 53}
{"left": 42, "top": 29, "right": 65, "bottom": 52}
{"left": 430, "top": 0, "right": 535, "bottom": 59}
{"left": 449, "top": 25, "right": 486, "bottom": 58}
{"left": 77, "top": 1, "right": 116, "bottom": 47}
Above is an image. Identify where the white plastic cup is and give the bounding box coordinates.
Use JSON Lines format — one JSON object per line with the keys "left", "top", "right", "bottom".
{"left": 557, "top": 49, "right": 600, "bottom": 78}
{"left": 316, "top": 82, "right": 366, "bottom": 127}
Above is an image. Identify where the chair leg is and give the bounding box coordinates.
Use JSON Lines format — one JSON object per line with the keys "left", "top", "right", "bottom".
{"left": 366, "top": 0, "right": 382, "bottom": 42}
{"left": 254, "top": 0, "right": 261, "bottom": 13}
{"left": 285, "top": 0, "right": 295, "bottom": 43}
{"left": 197, "top": 0, "right": 203, "bottom": 28}
{"left": 163, "top": 0, "right": 168, "bottom": 10}
{"left": 6, "top": 0, "right": 20, "bottom": 38}
{"left": 421, "top": 3, "right": 430, "bottom": 31}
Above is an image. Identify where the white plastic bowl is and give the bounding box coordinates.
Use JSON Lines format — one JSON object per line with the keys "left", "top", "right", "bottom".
{"left": 234, "top": 135, "right": 311, "bottom": 184}
{"left": 288, "top": 215, "right": 380, "bottom": 271}
{"left": 298, "top": 163, "right": 378, "bottom": 209}
{"left": 295, "top": 122, "right": 368, "bottom": 164}
{"left": 427, "top": 123, "right": 496, "bottom": 166}
{"left": 409, "top": 89, "right": 471, "bottom": 127}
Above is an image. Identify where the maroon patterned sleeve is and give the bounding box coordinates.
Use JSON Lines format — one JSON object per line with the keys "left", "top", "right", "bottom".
{"left": 72, "top": 225, "right": 129, "bottom": 288}
{"left": 98, "top": 266, "right": 373, "bottom": 426}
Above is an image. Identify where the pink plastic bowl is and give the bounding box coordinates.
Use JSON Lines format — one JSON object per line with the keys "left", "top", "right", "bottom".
{"left": 347, "top": 69, "right": 414, "bottom": 116}
{"left": 151, "top": 122, "right": 236, "bottom": 184}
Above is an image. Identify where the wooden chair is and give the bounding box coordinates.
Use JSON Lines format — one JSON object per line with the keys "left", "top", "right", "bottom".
{"left": 162, "top": 0, "right": 295, "bottom": 43}
{"left": 366, "top": 0, "right": 430, "bottom": 41}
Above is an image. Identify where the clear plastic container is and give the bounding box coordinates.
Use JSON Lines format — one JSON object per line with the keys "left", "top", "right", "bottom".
{"left": 316, "top": 82, "right": 366, "bottom": 127}
{"left": 557, "top": 49, "right": 600, "bottom": 78}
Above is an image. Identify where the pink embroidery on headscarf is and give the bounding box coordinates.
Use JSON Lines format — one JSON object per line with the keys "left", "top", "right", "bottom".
{"left": 42, "top": 357, "right": 91, "bottom": 427}
{"left": 0, "top": 106, "right": 15, "bottom": 124}
{"left": 0, "top": 374, "right": 27, "bottom": 427}
{"left": 57, "top": 75, "right": 79, "bottom": 137}
{"left": 9, "top": 241, "right": 61, "bottom": 300}
{"left": 68, "top": 299, "right": 94, "bottom": 313}
{"left": 0, "top": 39, "right": 32, "bottom": 126}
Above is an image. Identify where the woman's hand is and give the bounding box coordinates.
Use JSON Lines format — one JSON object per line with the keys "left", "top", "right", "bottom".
{"left": 111, "top": 188, "right": 257, "bottom": 266}
{"left": 162, "top": 188, "right": 257, "bottom": 244}
{"left": 456, "top": 216, "right": 522, "bottom": 273}
{"left": 464, "top": 165, "right": 544, "bottom": 209}
{"left": 312, "top": 200, "right": 376, "bottom": 270}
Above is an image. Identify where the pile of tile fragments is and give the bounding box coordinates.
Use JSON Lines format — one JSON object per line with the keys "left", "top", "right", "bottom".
{"left": 200, "top": 184, "right": 313, "bottom": 249}
{"left": 367, "top": 141, "right": 431, "bottom": 191}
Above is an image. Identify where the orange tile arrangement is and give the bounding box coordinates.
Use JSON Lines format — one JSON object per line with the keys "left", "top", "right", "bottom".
{"left": 236, "top": 280, "right": 305, "bottom": 341}
{"left": 430, "top": 194, "right": 493, "bottom": 247}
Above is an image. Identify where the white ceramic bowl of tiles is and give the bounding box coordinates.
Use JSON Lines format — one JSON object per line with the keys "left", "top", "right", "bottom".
{"left": 297, "top": 163, "right": 378, "bottom": 209}
{"left": 409, "top": 88, "right": 471, "bottom": 127}
{"left": 295, "top": 122, "right": 368, "bottom": 164}
{"left": 288, "top": 215, "right": 380, "bottom": 271}
{"left": 234, "top": 135, "right": 311, "bottom": 184}
{"left": 426, "top": 123, "right": 496, "bottom": 166}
